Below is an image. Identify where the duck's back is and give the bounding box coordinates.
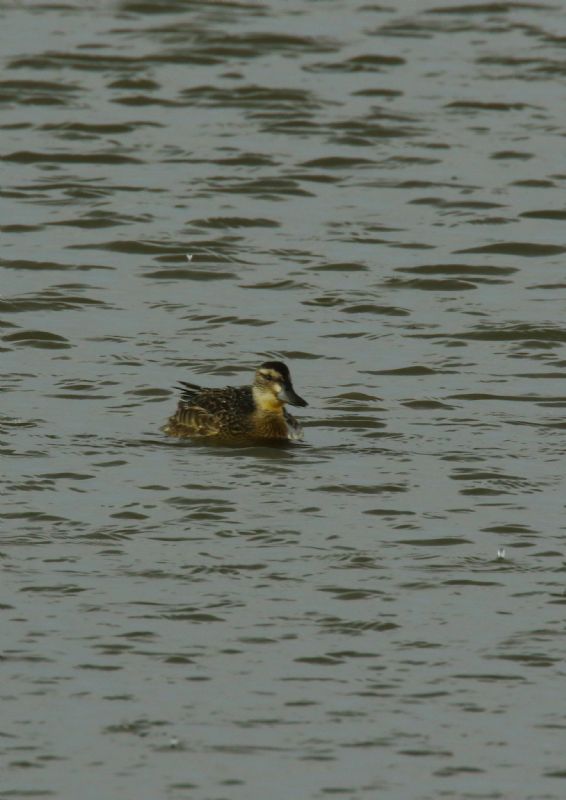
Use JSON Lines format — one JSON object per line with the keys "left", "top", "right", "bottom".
{"left": 164, "top": 384, "right": 256, "bottom": 438}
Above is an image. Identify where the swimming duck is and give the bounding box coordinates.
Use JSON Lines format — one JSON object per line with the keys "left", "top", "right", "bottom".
{"left": 163, "top": 361, "right": 308, "bottom": 442}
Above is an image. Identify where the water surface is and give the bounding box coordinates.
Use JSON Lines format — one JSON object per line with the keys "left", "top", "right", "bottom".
{"left": 2, "top": 1, "right": 566, "bottom": 798}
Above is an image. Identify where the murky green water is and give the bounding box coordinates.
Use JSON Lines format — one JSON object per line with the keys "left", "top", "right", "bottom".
{"left": 2, "top": 1, "right": 566, "bottom": 798}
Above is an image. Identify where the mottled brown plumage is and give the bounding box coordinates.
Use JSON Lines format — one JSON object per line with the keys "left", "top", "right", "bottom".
{"left": 163, "top": 361, "right": 308, "bottom": 442}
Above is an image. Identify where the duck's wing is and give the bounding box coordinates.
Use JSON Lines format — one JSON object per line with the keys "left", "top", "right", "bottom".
{"left": 178, "top": 380, "right": 203, "bottom": 403}
{"left": 165, "top": 384, "right": 255, "bottom": 438}
{"left": 175, "top": 386, "right": 254, "bottom": 436}
{"left": 169, "top": 400, "right": 223, "bottom": 437}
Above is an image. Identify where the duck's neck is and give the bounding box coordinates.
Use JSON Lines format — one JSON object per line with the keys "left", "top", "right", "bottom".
{"left": 253, "top": 386, "right": 284, "bottom": 413}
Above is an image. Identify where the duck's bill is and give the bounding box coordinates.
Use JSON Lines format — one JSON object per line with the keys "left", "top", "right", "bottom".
{"left": 278, "top": 383, "right": 308, "bottom": 407}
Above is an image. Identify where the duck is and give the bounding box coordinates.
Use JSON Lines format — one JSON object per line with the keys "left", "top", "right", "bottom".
{"left": 163, "top": 361, "right": 308, "bottom": 442}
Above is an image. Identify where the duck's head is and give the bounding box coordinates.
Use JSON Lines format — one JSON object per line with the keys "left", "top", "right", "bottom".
{"left": 253, "top": 361, "right": 308, "bottom": 411}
